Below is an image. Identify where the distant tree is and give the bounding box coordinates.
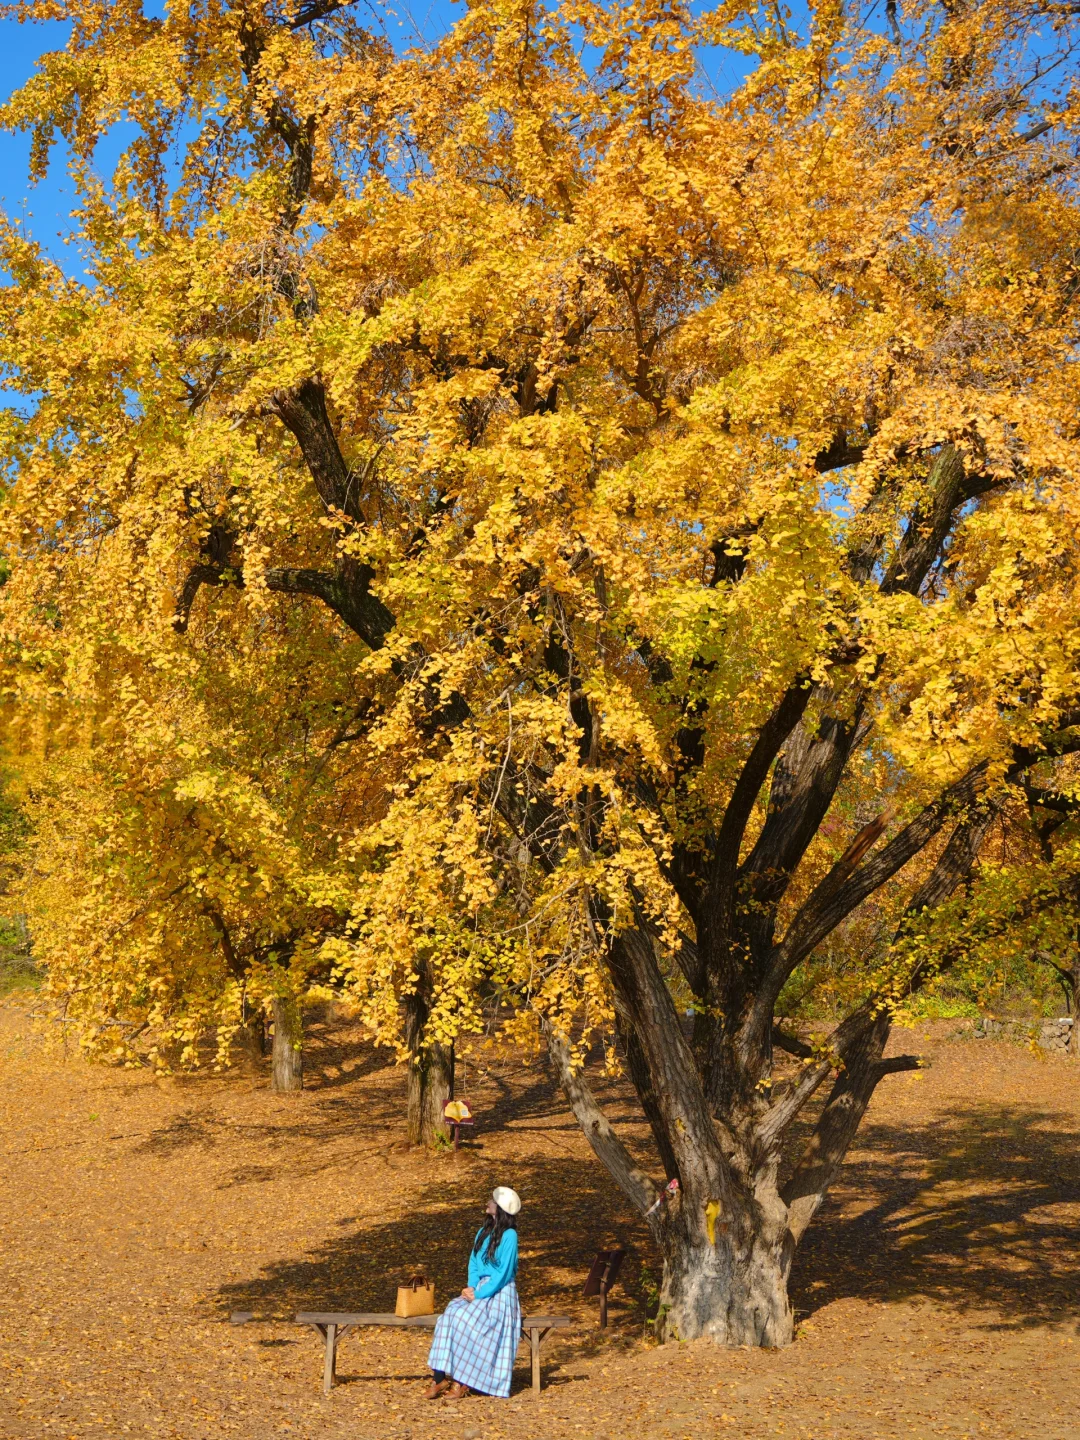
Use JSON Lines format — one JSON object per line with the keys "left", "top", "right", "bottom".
{"left": 8, "top": 599, "right": 384, "bottom": 1089}
{"left": 922, "top": 759, "right": 1080, "bottom": 1053}
{"left": 0, "top": 773, "right": 33, "bottom": 994}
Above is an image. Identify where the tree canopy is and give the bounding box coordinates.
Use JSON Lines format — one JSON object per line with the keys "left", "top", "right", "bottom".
{"left": 2, "top": 0, "right": 1080, "bottom": 1346}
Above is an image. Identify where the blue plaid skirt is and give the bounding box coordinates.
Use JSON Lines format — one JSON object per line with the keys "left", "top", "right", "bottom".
{"left": 427, "top": 1282, "right": 522, "bottom": 1397}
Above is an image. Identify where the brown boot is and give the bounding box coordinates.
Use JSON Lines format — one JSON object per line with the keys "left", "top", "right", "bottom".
{"left": 446, "top": 1382, "right": 471, "bottom": 1400}
{"left": 425, "top": 1379, "right": 451, "bottom": 1400}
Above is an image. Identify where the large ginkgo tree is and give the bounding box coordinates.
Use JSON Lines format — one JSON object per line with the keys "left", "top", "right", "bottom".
{"left": 2, "top": 0, "right": 1080, "bottom": 1347}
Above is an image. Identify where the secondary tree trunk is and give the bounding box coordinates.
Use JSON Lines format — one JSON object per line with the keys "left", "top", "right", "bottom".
{"left": 270, "top": 995, "right": 303, "bottom": 1092}
{"left": 404, "top": 987, "right": 453, "bottom": 1145}
{"left": 1069, "top": 958, "right": 1080, "bottom": 1056}
{"left": 238, "top": 1010, "right": 267, "bottom": 1059}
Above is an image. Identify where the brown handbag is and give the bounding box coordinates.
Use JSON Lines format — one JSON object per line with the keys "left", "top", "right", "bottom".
{"left": 395, "top": 1272, "right": 435, "bottom": 1317}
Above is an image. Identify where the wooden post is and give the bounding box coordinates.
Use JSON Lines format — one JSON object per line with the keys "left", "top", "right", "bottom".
{"left": 322, "top": 1323, "right": 337, "bottom": 1394}
{"left": 531, "top": 1328, "right": 541, "bottom": 1394}
{"left": 584, "top": 1247, "right": 624, "bottom": 1329}
{"left": 599, "top": 1251, "right": 617, "bottom": 1327}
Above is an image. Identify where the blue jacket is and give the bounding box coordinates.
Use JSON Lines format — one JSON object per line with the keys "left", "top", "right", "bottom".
{"left": 467, "top": 1226, "right": 518, "bottom": 1300}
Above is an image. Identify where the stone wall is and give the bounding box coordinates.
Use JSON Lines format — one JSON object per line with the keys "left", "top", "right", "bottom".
{"left": 973, "top": 1015, "right": 1075, "bottom": 1052}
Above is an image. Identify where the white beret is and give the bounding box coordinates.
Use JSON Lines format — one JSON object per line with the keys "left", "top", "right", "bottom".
{"left": 492, "top": 1186, "right": 522, "bottom": 1216}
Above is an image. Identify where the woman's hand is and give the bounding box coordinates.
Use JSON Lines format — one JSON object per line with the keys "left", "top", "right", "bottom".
{"left": 461, "top": 1286, "right": 475, "bottom": 1301}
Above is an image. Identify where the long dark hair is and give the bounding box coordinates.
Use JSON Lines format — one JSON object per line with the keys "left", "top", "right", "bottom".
{"left": 473, "top": 1202, "right": 517, "bottom": 1263}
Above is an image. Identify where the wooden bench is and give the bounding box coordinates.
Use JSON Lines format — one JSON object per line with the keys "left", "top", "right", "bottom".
{"left": 295, "top": 1310, "right": 570, "bottom": 1396}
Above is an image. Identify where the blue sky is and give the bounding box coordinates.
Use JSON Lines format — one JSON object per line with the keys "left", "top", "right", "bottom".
{"left": 0, "top": 1, "right": 760, "bottom": 274}
{"left": 0, "top": 16, "right": 81, "bottom": 262}
{"left": 0, "top": 0, "right": 1064, "bottom": 274}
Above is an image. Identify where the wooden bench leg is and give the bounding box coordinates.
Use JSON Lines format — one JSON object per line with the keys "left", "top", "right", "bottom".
{"left": 526, "top": 1326, "right": 559, "bottom": 1394}
{"left": 304, "top": 1322, "right": 356, "bottom": 1395}
{"left": 531, "top": 1327, "right": 541, "bottom": 1394}
{"left": 320, "top": 1323, "right": 337, "bottom": 1394}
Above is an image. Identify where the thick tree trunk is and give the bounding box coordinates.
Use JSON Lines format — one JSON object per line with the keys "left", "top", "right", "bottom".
{"left": 550, "top": 1024, "right": 795, "bottom": 1345}
{"left": 270, "top": 995, "right": 303, "bottom": 1092}
{"left": 619, "top": 1017, "right": 680, "bottom": 1181}
{"left": 407, "top": 1040, "right": 454, "bottom": 1144}
{"left": 547, "top": 801, "right": 992, "bottom": 1350}
{"left": 404, "top": 988, "right": 453, "bottom": 1145}
{"left": 658, "top": 1223, "right": 793, "bottom": 1346}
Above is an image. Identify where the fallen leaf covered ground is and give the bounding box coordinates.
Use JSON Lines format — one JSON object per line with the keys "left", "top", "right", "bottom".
{"left": 1, "top": 1004, "right": 1077, "bottom": 1440}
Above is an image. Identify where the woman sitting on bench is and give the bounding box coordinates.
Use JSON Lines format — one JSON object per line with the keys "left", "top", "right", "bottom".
{"left": 426, "top": 1186, "right": 521, "bottom": 1400}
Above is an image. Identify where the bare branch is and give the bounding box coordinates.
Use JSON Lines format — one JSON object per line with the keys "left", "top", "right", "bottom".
{"left": 771, "top": 1025, "right": 813, "bottom": 1059}
{"left": 287, "top": 0, "right": 353, "bottom": 27}
{"left": 875, "top": 1054, "right": 920, "bottom": 1076}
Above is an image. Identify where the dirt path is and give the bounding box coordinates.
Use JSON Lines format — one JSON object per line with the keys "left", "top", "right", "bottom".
{"left": 1, "top": 1006, "right": 1077, "bottom": 1440}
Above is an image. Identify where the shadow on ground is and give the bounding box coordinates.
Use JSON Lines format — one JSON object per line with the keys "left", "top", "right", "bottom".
{"left": 792, "top": 1101, "right": 1080, "bottom": 1329}
{"left": 203, "top": 1028, "right": 1080, "bottom": 1339}
{"left": 215, "top": 1151, "right": 650, "bottom": 1318}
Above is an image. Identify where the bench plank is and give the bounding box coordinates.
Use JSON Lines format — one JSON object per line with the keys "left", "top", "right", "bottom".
{"left": 297, "top": 1311, "right": 436, "bottom": 1327}
{"left": 295, "top": 1310, "right": 569, "bottom": 1396}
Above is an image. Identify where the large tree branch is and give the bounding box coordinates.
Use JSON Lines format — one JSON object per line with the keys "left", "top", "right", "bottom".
{"left": 287, "top": 0, "right": 353, "bottom": 27}
{"left": 771, "top": 1025, "right": 813, "bottom": 1059}
{"left": 173, "top": 563, "right": 234, "bottom": 633}
{"left": 174, "top": 556, "right": 393, "bottom": 649}
{"left": 876, "top": 1053, "right": 921, "bottom": 1075}
{"left": 618, "top": 1016, "right": 681, "bottom": 1182}
{"left": 916, "top": 871, "right": 1080, "bottom": 996}
{"left": 269, "top": 380, "right": 362, "bottom": 520}
{"left": 765, "top": 759, "right": 994, "bottom": 1002}
{"left": 701, "top": 680, "right": 813, "bottom": 918}
{"left": 777, "top": 806, "right": 997, "bottom": 1245}
{"left": 265, "top": 565, "right": 393, "bottom": 647}
{"left": 205, "top": 906, "right": 247, "bottom": 981}
{"left": 814, "top": 431, "right": 867, "bottom": 474}
{"left": 879, "top": 445, "right": 995, "bottom": 598}
{"left": 1025, "top": 783, "right": 1080, "bottom": 817}
{"left": 738, "top": 693, "right": 865, "bottom": 925}
{"left": 604, "top": 915, "right": 730, "bottom": 1196}
{"left": 1011, "top": 710, "right": 1080, "bottom": 769}
{"left": 736, "top": 448, "right": 995, "bottom": 940}
{"left": 777, "top": 1001, "right": 892, "bottom": 1255}
{"left": 771, "top": 718, "right": 1080, "bottom": 1002}
{"left": 546, "top": 1028, "right": 661, "bottom": 1232}
{"left": 756, "top": 1051, "right": 836, "bottom": 1150}
{"left": 904, "top": 803, "right": 997, "bottom": 919}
